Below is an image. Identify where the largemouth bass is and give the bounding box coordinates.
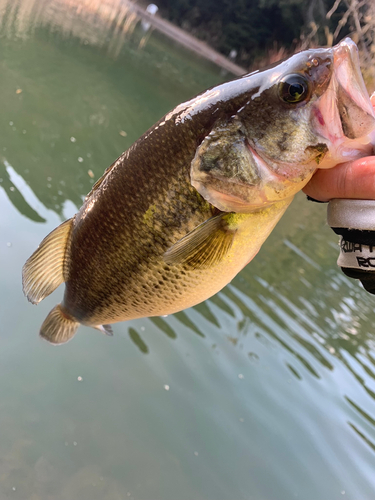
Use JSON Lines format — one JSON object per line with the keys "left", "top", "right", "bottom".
{"left": 23, "top": 38, "right": 375, "bottom": 344}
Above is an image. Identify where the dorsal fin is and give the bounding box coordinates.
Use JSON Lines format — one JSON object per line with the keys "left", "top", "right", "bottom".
{"left": 163, "top": 213, "right": 237, "bottom": 269}
{"left": 85, "top": 159, "right": 117, "bottom": 200}
{"left": 22, "top": 218, "right": 73, "bottom": 304}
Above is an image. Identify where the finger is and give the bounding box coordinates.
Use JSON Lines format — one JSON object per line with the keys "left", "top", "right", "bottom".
{"left": 302, "top": 156, "right": 375, "bottom": 201}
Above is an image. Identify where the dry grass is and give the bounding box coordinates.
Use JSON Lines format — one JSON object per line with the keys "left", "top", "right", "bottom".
{"left": 249, "top": 0, "right": 375, "bottom": 93}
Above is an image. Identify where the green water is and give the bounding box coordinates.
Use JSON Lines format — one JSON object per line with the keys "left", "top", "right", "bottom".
{"left": 1, "top": 2, "right": 375, "bottom": 499}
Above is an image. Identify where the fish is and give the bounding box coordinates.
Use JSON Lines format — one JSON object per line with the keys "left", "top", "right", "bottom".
{"left": 23, "top": 38, "right": 375, "bottom": 345}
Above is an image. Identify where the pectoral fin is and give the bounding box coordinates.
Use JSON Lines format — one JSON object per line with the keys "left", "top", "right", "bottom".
{"left": 164, "top": 213, "right": 237, "bottom": 269}
{"left": 22, "top": 218, "right": 73, "bottom": 304}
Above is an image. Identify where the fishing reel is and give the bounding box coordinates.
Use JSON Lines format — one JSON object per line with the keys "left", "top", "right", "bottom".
{"left": 327, "top": 199, "right": 375, "bottom": 294}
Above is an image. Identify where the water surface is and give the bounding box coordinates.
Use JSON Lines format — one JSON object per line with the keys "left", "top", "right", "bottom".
{"left": 1, "top": 2, "right": 375, "bottom": 499}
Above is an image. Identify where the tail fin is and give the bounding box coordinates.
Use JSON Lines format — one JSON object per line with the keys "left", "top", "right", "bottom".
{"left": 22, "top": 218, "right": 73, "bottom": 304}
{"left": 40, "top": 304, "right": 79, "bottom": 345}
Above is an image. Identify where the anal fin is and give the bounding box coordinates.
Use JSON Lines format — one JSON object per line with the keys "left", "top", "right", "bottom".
{"left": 94, "top": 324, "right": 114, "bottom": 336}
{"left": 40, "top": 304, "right": 79, "bottom": 345}
{"left": 163, "top": 213, "right": 237, "bottom": 269}
{"left": 22, "top": 218, "right": 73, "bottom": 304}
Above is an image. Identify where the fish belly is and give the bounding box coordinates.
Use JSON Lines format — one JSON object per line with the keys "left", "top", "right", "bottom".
{"left": 78, "top": 199, "right": 291, "bottom": 327}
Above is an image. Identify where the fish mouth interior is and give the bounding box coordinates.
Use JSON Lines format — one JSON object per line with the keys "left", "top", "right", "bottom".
{"left": 333, "top": 38, "right": 375, "bottom": 140}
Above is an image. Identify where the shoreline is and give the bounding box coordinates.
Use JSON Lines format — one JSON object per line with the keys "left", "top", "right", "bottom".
{"left": 129, "top": 2, "right": 247, "bottom": 76}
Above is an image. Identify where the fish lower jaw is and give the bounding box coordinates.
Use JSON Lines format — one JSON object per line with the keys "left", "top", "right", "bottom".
{"left": 312, "top": 70, "right": 375, "bottom": 165}
{"left": 318, "top": 137, "right": 375, "bottom": 169}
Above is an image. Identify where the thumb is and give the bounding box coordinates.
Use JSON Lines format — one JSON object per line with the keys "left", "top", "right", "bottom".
{"left": 303, "top": 157, "right": 375, "bottom": 201}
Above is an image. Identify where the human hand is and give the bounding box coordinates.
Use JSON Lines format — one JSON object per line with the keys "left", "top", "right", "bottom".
{"left": 303, "top": 93, "right": 375, "bottom": 294}
{"left": 302, "top": 156, "right": 375, "bottom": 201}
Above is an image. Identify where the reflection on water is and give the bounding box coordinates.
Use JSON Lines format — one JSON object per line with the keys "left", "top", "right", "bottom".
{"left": 0, "top": 0, "right": 224, "bottom": 220}
{"left": 1, "top": 1, "right": 375, "bottom": 499}
{"left": 0, "top": 0, "right": 139, "bottom": 57}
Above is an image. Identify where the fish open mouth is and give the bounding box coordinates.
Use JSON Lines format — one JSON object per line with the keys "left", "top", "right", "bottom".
{"left": 334, "top": 38, "right": 375, "bottom": 140}
{"left": 315, "top": 38, "right": 375, "bottom": 157}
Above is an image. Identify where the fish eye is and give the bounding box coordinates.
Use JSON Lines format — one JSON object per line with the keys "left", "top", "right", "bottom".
{"left": 279, "top": 74, "right": 310, "bottom": 104}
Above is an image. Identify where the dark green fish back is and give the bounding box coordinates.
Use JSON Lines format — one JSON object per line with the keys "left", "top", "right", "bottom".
{"left": 64, "top": 107, "right": 229, "bottom": 323}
